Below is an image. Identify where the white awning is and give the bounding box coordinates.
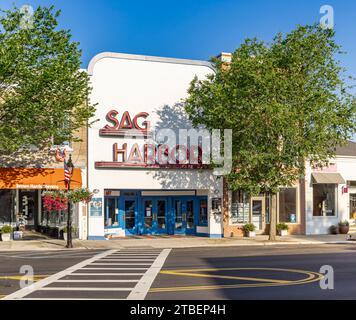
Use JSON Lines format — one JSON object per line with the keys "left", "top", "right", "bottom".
{"left": 312, "top": 173, "right": 345, "bottom": 184}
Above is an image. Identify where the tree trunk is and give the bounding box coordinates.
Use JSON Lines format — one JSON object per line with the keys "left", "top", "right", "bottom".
{"left": 269, "top": 193, "right": 277, "bottom": 241}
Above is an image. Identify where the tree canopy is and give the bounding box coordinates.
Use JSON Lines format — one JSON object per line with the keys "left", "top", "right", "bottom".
{"left": 0, "top": 5, "right": 95, "bottom": 159}
{"left": 185, "top": 24, "right": 356, "bottom": 195}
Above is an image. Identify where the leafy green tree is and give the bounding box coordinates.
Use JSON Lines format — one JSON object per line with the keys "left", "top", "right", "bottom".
{"left": 185, "top": 25, "right": 356, "bottom": 240}
{"left": 0, "top": 5, "right": 95, "bottom": 159}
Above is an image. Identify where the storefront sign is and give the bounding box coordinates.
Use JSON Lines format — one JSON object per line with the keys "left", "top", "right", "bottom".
{"left": 16, "top": 184, "right": 59, "bottom": 190}
{"left": 95, "top": 110, "right": 209, "bottom": 169}
{"left": 90, "top": 198, "right": 103, "bottom": 217}
{"left": 99, "top": 110, "right": 150, "bottom": 136}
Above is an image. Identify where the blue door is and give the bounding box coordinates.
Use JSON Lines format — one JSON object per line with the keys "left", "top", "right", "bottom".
{"left": 142, "top": 198, "right": 168, "bottom": 234}
{"left": 155, "top": 199, "right": 168, "bottom": 234}
{"left": 142, "top": 198, "right": 154, "bottom": 234}
{"left": 173, "top": 197, "right": 196, "bottom": 235}
{"left": 123, "top": 198, "right": 137, "bottom": 235}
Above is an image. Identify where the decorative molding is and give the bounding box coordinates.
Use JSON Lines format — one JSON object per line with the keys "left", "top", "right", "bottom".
{"left": 88, "top": 52, "right": 215, "bottom": 76}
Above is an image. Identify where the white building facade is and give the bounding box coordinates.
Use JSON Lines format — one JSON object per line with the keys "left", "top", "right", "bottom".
{"left": 304, "top": 141, "right": 356, "bottom": 235}
{"left": 87, "top": 52, "right": 224, "bottom": 240}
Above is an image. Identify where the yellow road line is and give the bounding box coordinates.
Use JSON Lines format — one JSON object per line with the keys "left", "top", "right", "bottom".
{"left": 149, "top": 267, "right": 324, "bottom": 293}
{"left": 0, "top": 275, "right": 48, "bottom": 281}
{"left": 160, "top": 271, "right": 292, "bottom": 284}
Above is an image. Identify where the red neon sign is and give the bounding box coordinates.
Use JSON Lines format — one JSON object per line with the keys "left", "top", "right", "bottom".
{"left": 102, "top": 110, "right": 150, "bottom": 134}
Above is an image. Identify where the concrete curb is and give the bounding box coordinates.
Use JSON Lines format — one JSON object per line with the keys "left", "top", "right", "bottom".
{"left": 0, "top": 240, "right": 355, "bottom": 251}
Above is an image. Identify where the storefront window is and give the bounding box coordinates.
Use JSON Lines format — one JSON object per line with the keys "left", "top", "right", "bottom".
{"left": 0, "top": 190, "right": 15, "bottom": 226}
{"left": 105, "top": 197, "right": 118, "bottom": 227}
{"left": 279, "top": 188, "right": 297, "bottom": 223}
{"left": 199, "top": 199, "right": 208, "bottom": 225}
{"left": 231, "top": 191, "right": 250, "bottom": 224}
{"left": 19, "top": 190, "right": 38, "bottom": 228}
{"left": 313, "top": 184, "right": 336, "bottom": 217}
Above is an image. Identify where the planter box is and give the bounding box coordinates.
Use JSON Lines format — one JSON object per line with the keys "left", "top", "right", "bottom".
{"left": 13, "top": 231, "right": 23, "bottom": 240}
{"left": 1, "top": 233, "right": 11, "bottom": 242}
{"left": 339, "top": 226, "right": 349, "bottom": 234}
{"left": 279, "top": 230, "right": 288, "bottom": 237}
{"left": 247, "top": 231, "right": 256, "bottom": 238}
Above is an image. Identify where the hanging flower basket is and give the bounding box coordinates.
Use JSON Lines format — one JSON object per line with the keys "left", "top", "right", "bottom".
{"left": 42, "top": 189, "right": 94, "bottom": 213}
{"left": 42, "top": 193, "right": 68, "bottom": 212}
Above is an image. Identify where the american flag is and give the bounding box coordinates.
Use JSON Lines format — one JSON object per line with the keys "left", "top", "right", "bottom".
{"left": 64, "top": 160, "right": 71, "bottom": 189}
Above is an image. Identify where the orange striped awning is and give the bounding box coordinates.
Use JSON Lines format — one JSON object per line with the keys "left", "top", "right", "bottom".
{"left": 0, "top": 168, "right": 82, "bottom": 190}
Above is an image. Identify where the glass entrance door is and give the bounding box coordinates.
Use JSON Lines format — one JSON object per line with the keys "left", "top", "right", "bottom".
{"left": 142, "top": 198, "right": 167, "bottom": 234}
{"left": 124, "top": 199, "right": 136, "bottom": 234}
{"left": 173, "top": 198, "right": 196, "bottom": 235}
{"left": 156, "top": 199, "right": 167, "bottom": 234}
{"left": 143, "top": 199, "right": 154, "bottom": 234}
{"left": 251, "top": 197, "right": 265, "bottom": 232}
{"left": 350, "top": 194, "right": 356, "bottom": 219}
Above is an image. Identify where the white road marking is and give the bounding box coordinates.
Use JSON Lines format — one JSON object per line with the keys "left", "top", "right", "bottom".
{"left": 127, "top": 248, "right": 171, "bottom": 300}
{"left": 38, "top": 287, "right": 134, "bottom": 291}
{"left": 82, "top": 267, "right": 148, "bottom": 270}
{"left": 99, "top": 258, "right": 156, "bottom": 262}
{"left": 56, "top": 280, "right": 139, "bottom": 283}
{"left": 2, "top": 250, "right": 116, "bottom": 300}
{"left": 71, "top": 273, "right": 145, "bottom": 276}
{"left": 2, "top": 248, "right": 171, "bottom": 300}
{"left": 19, "top": 298, "right": 126, "bottom": 300}
{"left": 90, "top": 263, "right": 152, "bottom": 266}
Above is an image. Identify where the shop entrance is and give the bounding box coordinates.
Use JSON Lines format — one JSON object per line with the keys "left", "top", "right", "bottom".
{"left": 105, "top": 191, "right": 206, "bottom": 236}
{"left": 173, "top": 198, "right": 196, "bottom": 235}
{"left": 19, "top": 190, "right": 39, "bottom": 230}
{"left": 142, "top": 198, "right": 168, "bottom": 234}
{"left": 251, "top": 196, "right": 266, "bottom": 233}
{"left": 350, "top": 194, "right": 356, "bottom": 219}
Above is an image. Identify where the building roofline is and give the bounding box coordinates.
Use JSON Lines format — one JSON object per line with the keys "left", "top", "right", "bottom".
{"left": 87, "top": 52, "right": 215, "bottom": 76}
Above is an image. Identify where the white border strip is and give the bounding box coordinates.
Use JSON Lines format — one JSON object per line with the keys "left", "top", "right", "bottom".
{"left": 2, "top": 250, "right": 116, "bottom": 300}
{"left": 127, "top": 248, "right": 171, "bottom": 300}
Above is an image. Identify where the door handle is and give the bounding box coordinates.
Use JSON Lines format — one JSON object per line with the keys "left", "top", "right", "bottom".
{"left": 183, "top": 213, "right": 187, "bottom": 222}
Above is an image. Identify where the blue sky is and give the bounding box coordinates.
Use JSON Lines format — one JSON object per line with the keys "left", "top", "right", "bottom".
{"left": 1, "top": 1, "right": 355, "bottom": 141}
{"left": 1, "top": 0, "right": 356, "bottom": 75}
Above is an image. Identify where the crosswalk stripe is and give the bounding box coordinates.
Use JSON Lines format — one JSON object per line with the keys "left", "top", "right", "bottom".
{"left": 38, "top": 287, "right": 134, "bottom": 291}
{"left": 56, "top": 280, "right": 139, "bottom": 283}
{"left": 82, "top": 267, "right": 148, "bottom": 270}
{"left": 98, "top": 258, "right": 156, "bottom": 262}
{"left": 71, "top": 273, "right": 145, "bottom": 276}
{"left": 90, "top": 263, "right": 151, "bottom": 266}
{"left": 19, "top": 298, "right": 126, "bottom": 301}
{"left": 2, "top": 248, "right": 171, "bottom": 300}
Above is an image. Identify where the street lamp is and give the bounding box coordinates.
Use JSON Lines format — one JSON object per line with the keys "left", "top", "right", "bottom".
{"left": 66, "top": 155, "right": 74, "bottom": 248}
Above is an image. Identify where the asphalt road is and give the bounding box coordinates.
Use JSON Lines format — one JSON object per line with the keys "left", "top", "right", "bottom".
{"left": 147, "top": 244, "right": 356, "bottom": 300}
{"left": 0, "top": 250, "right": 105, "bottom": 298}
{"left": 0, "top": 244, "right": 355, "bottom": 300}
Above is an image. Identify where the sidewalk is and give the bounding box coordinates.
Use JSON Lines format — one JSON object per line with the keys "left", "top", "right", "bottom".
{"left": 0, "top": 234, "right": 355, "bottom": 251}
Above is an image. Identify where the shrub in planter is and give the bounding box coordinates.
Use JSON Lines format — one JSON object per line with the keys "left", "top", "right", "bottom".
{"left": 276, "top": 223, "right": 289, "bottom": 236}
{"left": 243, "top": 223, "right": 256, "bottom": 237}
{"left": 329, "top": 225, "right": 339, "bottom": 235}
{"left": 338, "top": 220, "right": 350, "bottom": 234}
{"left": 1, "top": 225, "right": 13, "bottom": 242}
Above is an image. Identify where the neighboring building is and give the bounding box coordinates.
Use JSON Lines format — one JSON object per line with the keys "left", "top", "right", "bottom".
{"left": 0, "top": 127, "right": 87, "bottom": 239}
{"left": 87, "top": 52, "right": 224, "bottom": 239}
{"left": 304, "top": 141, "right": 356, "bottom": 235}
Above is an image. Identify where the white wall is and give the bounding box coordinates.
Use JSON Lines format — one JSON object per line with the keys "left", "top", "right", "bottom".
{"left": 87, "top": 53, "right": 223, "bottom": 238}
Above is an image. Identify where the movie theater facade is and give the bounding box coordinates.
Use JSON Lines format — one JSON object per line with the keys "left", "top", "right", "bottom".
{"left": 87, "top": 53, "right": 224, "bottom": 239}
